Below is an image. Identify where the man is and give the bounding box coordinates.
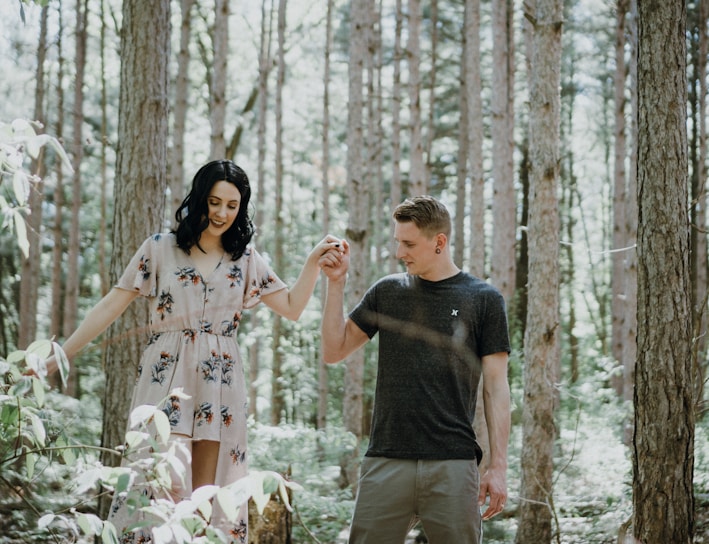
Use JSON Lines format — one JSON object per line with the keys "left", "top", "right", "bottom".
{"left": 321, "top": 196, "right": 511, "bottom": 544}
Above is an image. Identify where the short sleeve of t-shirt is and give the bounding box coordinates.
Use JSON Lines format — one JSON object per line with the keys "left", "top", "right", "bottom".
{"left": 241, "top": 247, "right": 287, "bottom": 309}
{"left": 116, "top": 234, "right": 161, "bottom": 297}
{"left": 349, "top": 282, "right": 381, "bottom": 339}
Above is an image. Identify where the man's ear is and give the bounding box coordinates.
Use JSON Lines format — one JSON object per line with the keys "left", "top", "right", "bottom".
{"left": 435, "top": 232, "right": 448, "bottom": 250}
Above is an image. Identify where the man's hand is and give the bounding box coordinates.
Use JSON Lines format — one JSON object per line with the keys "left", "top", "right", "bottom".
{"left": 319, "top": 239, "right": 350, "bottom": 282}
{"left": 478, "top": 465, "right": 508, "bottom": 520}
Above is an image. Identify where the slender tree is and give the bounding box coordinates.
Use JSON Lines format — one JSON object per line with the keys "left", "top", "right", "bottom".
{"left": 407, "top": 0, "right": 425, "bottom": 195}
{"left": 611, "top": 0, "right": 629, "bottom": 395}
{"left": 633, "top": 1, "right": 694, "bottom": 542}
{"left": 270, "top": 0, "right": 287, "bottom": 425}
{"left": 170, "top": 0, "right": 197, "bottom": 218}
{"left": 466, "top": 0, "right": 484, "bottom": 278}
{"left": 50, "top": 1, "right": 66, "bottom": 347}
{"left": 516, "top": 0, "right": 563, "bottom": 541}
{"left": 342, "top": 0, "right": 369, "bottom": 488}
{"left": 317, "top": 0, "right": 335, "bottom": 431}
{"left": 210, "top": 0, "right": 229, "bottom": 159}
{"left": 18, "top": 3, "right": 48, "bottom": 350}
{"left": 98, "top": 0, "right": 110, "bottom": 295}
{"left": 622, "top": 0, "right": 638, "bottom": 446}
{"left": 454, "top": 34, "right": 468, "bottom": 268}
{"left": 99, "top": 0, "right": 170, "bottom": 516}
{"left": 250, "top": 0, "right": 274, "bottom": 421}
{"left": 389, "top": 0, "right": 403, "bottom": 273}
{"left": 490, "top": 0, "right": 516, "bottom": 303}
{"left": 691, "top": 0, "right": 709, "bottom": 403}
{"left": 62, "top": 0, "right": 89, "bottom": 398}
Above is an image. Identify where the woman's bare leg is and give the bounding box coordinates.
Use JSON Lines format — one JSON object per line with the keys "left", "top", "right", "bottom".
{"left": 192, "top": 439, "right": 220, "bottom": 490}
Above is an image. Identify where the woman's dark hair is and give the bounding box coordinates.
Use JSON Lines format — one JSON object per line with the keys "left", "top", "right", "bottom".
{"left": 173, "top": 160, "right": 255, "bottom": 260}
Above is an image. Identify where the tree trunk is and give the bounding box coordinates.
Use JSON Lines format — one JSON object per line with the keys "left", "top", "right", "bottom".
{"left": 490, "top": 0, "right": 516, "bottom": 303}
{"left": 407, "top": 0, "right": 425, "bottom": 195}
{"left": 170, "top": 0, "right": 196, "bottom": 219}
{"left": 270, "top": 0, "right": 287, "bottom": 426}
{"left": 622, "top": 0, "right": 638, "bottom": 447}
{"left": 62, "top": 0, "right": 89, "bottom": 399}
{"left": 210, "top": 0, "right": 229, "bottom": 159}
{"left": 250, "top": 0, "right": 274, "bottom": 422}
{"left": 454, "top": 26, "right": 468, "bottom": 268}
{"left": 425, "top": 0, "right": 437, "bottom": 186}
{"left": 691, "top": 0, "right": 709, "bottom": 405}
{"left": 466, "top": 0, "right": 484, "bottom": 279}
{"left": 99, "top": 0, "right": 109, "bottom": 295}
{"left": 317, "top": 0, "right": 335, "bottom": 431}
{"left": 18, "top": 4, "right": 48, "bottom": 350}
{"left": 389, "top": 0, "right": 403, "bottom": 274}
{"left": 516, "top": 0, "right": 562, "bottom": 542}
{"left": 50, "top": 4, "right": 67, "bottom": 349}
{"left": 342, "top": 0, "right": 369, "bottom": 489}
{"left": 99, "top": 0, "right": 170, "bottom": 517}
{"left": 633, "top": 2, "right": 694, "bottom": 542}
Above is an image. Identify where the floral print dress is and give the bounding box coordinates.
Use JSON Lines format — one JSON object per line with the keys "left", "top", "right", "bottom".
{"left": 108, "top": 233, "right": 286, "bottom": 543}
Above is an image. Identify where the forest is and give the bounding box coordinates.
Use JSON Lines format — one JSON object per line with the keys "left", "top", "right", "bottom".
{"left": 0, "top": 0, "right": 707, "bottom": 543}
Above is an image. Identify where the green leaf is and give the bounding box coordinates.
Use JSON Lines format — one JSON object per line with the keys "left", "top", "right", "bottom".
{"left": 62, "top": 445, "right": 77, "bottom": 465}
{"left": 52, "top": 342, "right": 69, "bottom": 388}
{"left": 32, "top": 377, "right": 45, "bottom": 408}
{"left": 153, "top": 410, "right": 170, "bottom": 444}
{"left": 13, "top": 210, "right": 29, "bottom": 258}
{"left": 7, "top": 350, "right": 26, "bottom": 364}
{"left": 77, "top": 513, "right": 103, "bottom": 535}
{"left": 10, "top": 377, "right": 32, "bottom": 397}
{"left": 37, "top": 513, "right": 55, "bottom": 530}
{"left": 26, "top": 339, "right": 52, "bottom": 359}
{"left": 101, "top": 520, "right": 119, "bottom": 544}
{"left": 29, "top": 412, "right": 46, "bottom": 447}
{"left": 115, "top": 471, "right": 130, "bottom": 494}
{"left": 47, "top": 135, "right": 74, "bottom": 173}
{"left": 130, "top": 404, "right": 158, "bottom": 428}
{"left": 11, "top": 118, "right": 36, "bottom": 138}
{"left": 13, "top": 169, "right": 29, "bottom": 204}
{"left": 26, "top": 451, "right": 36, "bottom": 479}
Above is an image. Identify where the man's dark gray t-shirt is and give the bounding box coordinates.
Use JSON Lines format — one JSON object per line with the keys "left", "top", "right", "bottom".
{"left": 349, "top": 271, "right": 510, "bottom": 462}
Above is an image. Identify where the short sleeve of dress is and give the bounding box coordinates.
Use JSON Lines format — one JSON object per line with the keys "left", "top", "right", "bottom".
{"left": 115, "top": 234, "right": 161, "bottom": 297}
{"left": 242, "top": 247, "right": 287, "bottom": 309}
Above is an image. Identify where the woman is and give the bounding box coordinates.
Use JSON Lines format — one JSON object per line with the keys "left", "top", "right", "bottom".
{"left": 51, "top": 159, "right": 342, "bottom": 542}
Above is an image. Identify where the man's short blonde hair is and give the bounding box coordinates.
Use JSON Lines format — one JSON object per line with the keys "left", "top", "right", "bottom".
{"left": 393, "top": 195, "right": 451, "bottom": 238}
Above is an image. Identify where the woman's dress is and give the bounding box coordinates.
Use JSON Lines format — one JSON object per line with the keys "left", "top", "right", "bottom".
{"left": 108, "top": 233, "right": 286, "bottom": 543}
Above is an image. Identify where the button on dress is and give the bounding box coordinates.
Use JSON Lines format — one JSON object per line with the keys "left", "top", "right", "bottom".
{"left": 108, "top": 233, "right": 286, "bottom": 543}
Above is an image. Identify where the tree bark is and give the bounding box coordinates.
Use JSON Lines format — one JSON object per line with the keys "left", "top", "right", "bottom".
{"left": 342, "top": 0, "right": 369, "bottom": 489}
{"left": 50, "top": 4, "right": 67, "bottom": 349}
{"left": 622, "top": 0, "right": 638, "bottom": 447}
{"left": 516, "top": 0, "right": 562, "bottom": 541}
{"left": 317, "top": 0, "right": 335, "bottom": 431}
{"left": 490, "top": 0, "right": 516, "bottom": 303}
{"left": 633, "top": 1, "right": 694, "bottom": 542}
{"left": 18, "top": 4, "right": 49, "bottom": 350}
{"left": 169, "top": 0, "right": 196, "bottom": 219}
{"left": 611, "top": 0, "right": 629, "bottom": 395}
{"left": 210, "top": 0, "right": 229, "bottom": 159}
{"left": 62, "top": 0, "right": 89, "bottom": 398}
{"left": 691, "top": 0, "right": 709, "bottom": 405}
{"left": 270, "top": 0, "right": 287, "bottom": 425}
{"left": 466, "top": 0, "right": 485, "bottom": 279}
{"left": 99, "top": 0, "right": 170, "bottom": 517}
{"left": 389, "top": 0, "right": 403, "bottom": 274}
{"left": 407, "top": 0, "right": 425, "bottom": 195}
